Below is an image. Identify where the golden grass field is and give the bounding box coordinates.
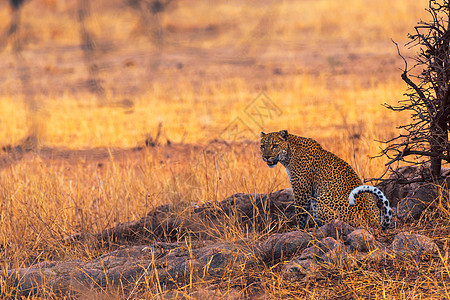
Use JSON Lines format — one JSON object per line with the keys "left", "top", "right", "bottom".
{"left": 3, "top": 0, "right": 450, "bottom": 298}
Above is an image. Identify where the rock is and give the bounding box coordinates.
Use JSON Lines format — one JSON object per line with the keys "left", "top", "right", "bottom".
{"left": 6, "top": 240, "right": 262, "bottom": 296}
{"left": 65, "top": 189, "right": 297, "bottom": 244}
{"left": 260, "top": 230, "right": 312, "bottom": 263}
{"left": 391, "top": 232, "right": 438, "bottom": 256}
{"left": 376, "top": 165, "right": 423, "bottom": 207}
{"left": 299, "top": 237, "right": 338, "bottom": 260}
{"left": 345, "top": 229, "right": 379, "bottom": 252}
{"left": 282, "top": 258, "right": 321, "bottom": 281}
{"left": 7, "top": 224, "right": 440, "bottom": 295}
{"left": 152, "top": 239, "right": 265, "bottom": 287}
{"left": 162, "top": 287, "right": 245, "bottom": 300}
{"left": 282, "top": 237, "right": 350, "bottom": 281}
{"left": 8, "top": 259, "right": 89, "bottom": 296}
{"left": 396, "top": 198, "right": 424, "bottom": 221}
{"left": 375, "top": 165, "right": 450, "bottom": 221}
{"left": 397, "top": 183, "right": 438, "bottom": 220}
{"left": 377, "top": 165, "right": 450, "bottom": 215}
{"left": 355, "top": 248, "right": 387, "bottom": 263}
{"left": 282, "top": 236, "right": 350, "bottom": 281}
{"left": 282, "top": 232, "right": 388, "bottom": 283}
{"left": 311, "top": 219, "right": 355, "bottom": 240}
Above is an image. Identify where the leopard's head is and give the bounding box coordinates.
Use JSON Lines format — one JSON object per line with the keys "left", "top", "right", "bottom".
{"left": 260, "top": 130, "right": 290, "bottom": 168}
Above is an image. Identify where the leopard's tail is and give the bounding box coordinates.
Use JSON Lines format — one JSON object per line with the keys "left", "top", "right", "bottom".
{"left": 348, "top": 185, "right": 393, "bottom": 230}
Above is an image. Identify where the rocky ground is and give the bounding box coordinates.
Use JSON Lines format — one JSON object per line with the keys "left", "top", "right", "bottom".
{"left": 5, "top": 165, "right": 446, "bottom": 297}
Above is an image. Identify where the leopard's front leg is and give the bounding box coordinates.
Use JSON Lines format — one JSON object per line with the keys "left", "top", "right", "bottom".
{"left": 291, "top": 178, "right": 313, "bottom": 229}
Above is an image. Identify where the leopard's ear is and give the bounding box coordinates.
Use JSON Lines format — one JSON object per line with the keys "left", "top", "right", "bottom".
{"left": 260, "top": 131, "right": 266, "bottom": 138}
{"left": 280, "top": 130, "right": 288, "bottom": 140}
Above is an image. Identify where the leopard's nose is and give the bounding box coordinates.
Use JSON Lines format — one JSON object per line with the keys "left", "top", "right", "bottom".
{"left": 262, "top": 155, "right": 271, "bottom": 160}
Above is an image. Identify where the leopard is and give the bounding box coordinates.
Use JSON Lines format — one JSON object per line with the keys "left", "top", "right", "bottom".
{"left": 260, "top": 130, "right": 392, "bottom": 230}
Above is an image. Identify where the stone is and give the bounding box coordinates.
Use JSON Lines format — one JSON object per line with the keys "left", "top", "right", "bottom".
{"left": 281, "top": 258, "right": 321, "bottom": 281}
{"left": 376, "top": 165, "right": 422, "bottom": 207}
{"left": 391, "top": 232, "right": 438, "bottom": 256}
{"left": 311, "top": 219, "right": 355, "bottom": 240}
{"left": 6, "top": 240, "right": 262, "bottom": 295}
{"left": 299, "top": 237, "right": 339, "bottom": 260}
{"left": 397, "top": 183, "right": 438, "bottom": 220}
{"left": 259, "top": 230, "right": 312, "bottom": 263}
{"left": 345, "top": 229, "right": 380, "bottom": 252}
{"left": 65, "top": 189, "right": 297, "bottom": 244}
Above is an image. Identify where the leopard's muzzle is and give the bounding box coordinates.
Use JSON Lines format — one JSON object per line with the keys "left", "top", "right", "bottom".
{"left": 262, "top": 155, "right": 278, "bottom": 168}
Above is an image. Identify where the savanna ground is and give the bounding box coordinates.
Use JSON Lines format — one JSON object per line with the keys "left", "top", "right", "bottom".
{"left": 1, "top": 0, "right": 450, "bottom": 298}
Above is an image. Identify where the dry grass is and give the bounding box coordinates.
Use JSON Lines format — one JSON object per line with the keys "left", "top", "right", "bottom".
{"left": 0, "top": 0, "right": 448, "bottom": 298}
{"left": 0, "top": 75, "right": 408, "bottom": 148}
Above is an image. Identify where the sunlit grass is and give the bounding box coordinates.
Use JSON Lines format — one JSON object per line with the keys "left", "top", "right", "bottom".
{"left": 0, "top": 74, "right": 408, "bottom": 149}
